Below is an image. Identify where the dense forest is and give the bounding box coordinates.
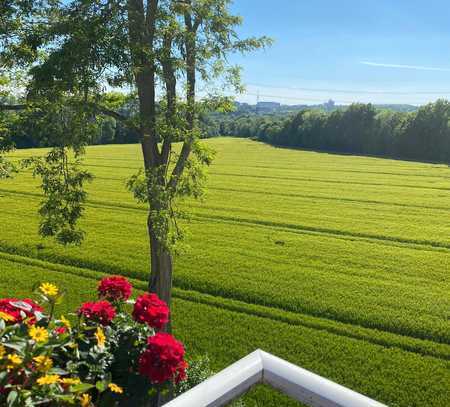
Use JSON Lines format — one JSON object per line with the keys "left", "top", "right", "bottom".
{"left": 216, "top": 100, "right": 450, "bottom": 163}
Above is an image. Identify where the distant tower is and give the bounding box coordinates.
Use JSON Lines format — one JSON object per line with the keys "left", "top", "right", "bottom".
{"left": 324, "top": 99, "right": 335, "bottom": 111}
{"left": 256, "top": 89, "right": 260, "bottom": 114}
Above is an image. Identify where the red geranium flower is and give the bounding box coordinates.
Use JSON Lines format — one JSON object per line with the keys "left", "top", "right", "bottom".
{"left": 54, "top": 326, "right": 67, "bottom": 335}
{"left": 98, "top": 276, "right": 132, "bottom": 301}
{"left": 138, "top": 333, "right": 187, "bottom": 384}
{"left": 78, "top": 300, "right": 116, "bottom": 326}
{"left": 0, "top": 298, "right": 43, "bottom": 325}
{"left": 132, "top": 293, "right": 169, "bottom": 329}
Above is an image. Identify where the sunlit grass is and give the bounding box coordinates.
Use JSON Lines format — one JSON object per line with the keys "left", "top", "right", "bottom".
{"left": 1, "top": 137, "right": 450, "bottom": 406}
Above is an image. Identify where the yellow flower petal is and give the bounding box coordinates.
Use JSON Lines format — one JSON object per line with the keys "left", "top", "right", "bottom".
{"left": 37, "top": 374, "right": 60, "bottom": 385}
{"left": 33, "top": 355, "right": 53, "bottom": 372}
{"left": 6, "top": 353, "right": 22, "bottom": 370}
{"left": 29, "top": 326, "right": 49, "bottom": 343}
{"left": 95, "top": 327, "right": 106, "bottom": 348}
{"left": 60, "top": 377, "right": 81, "bottom": 386}
{"left": 40, "top": 282, "right": 59, "bottom": 297}
{"left": 0, "top": 311, "right": 15, "bottom": 322}
{"left": 80, "top": 393, "right": 92, "bottom": 407}
{"left": 60, "top": 315, "right": 71, "bottom": 329}
{"left": 108, "top": 383, "right": 123, "bottom": 394}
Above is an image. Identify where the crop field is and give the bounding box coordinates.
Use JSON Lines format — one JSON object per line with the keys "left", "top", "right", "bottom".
{"left": 1, "top": 137, "right": 450, "bottom": 406}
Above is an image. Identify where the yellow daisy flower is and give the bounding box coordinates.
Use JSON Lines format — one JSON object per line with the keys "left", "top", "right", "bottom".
{"left": 33, "top": 355, "right": 53, "bottom": 372}
{"left": 7, "top": 354, "right": 23, "bottom": 370}
{"left": 29, "top": 326, "right": 49, "bottom": 343}
{"left": 0, "top": 345, "right": 6, "bottom": 359}
{"left": 40, "top": 282, "right": 59, "bottom": 297}
{"left": 0, "top": 311, "right": 15, "bottom": 322}
{"left": 60, "top": 315, "right": 71, "bottom": 329}
{"left": 95, "top": 327, "right": 106, "bottom": 348}
{"left": 108, "top": 383, "right": 124, "bottom": 394}
{"left": 80, "top": 393, "right": 92, "bottom": 407}
{"left": 60, "top": 377, "right": 81, "bottom": 386}
{"left": 37, "top": 375, "right": 60, "bottom": 385}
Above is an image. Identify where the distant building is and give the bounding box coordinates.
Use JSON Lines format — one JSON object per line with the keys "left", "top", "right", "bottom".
{"left": 323, "top": 99, "right": 335, "bottom": 111}
{"left": 256, "top": 101, "right": 281, "bottom": 113}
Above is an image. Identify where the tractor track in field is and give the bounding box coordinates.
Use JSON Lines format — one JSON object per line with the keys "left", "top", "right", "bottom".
{"left": 205, "top": 186, "right": 450, "bottom": 213}
{"left": 2, "top": 187, "right": 450, "bottom": 254}
{"left": 0, "top": 236, "right": 449, "bottom": 346}
{"left": 55, "top": 161, "right": 450, "bottom": 192}
{"left": 15, "top": 159, "right": 447, "bottom": 192}
{"left": 9, "top": 174, "right": 450, "bottom": 213}
{"left": 208, "top": 171, "right": 450, "bottom": 192}
{"left": 22, "top": 154, "right": 450, "bottom": 181}
{"left": 0, "top": 249, "right": 450, "bottom": 363}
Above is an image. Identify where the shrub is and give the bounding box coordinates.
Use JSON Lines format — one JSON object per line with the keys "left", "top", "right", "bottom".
{"left": 174, "top": 355, "right": 246, "bottom": 407}
{"left": 0, "top": 277, "right": 187, "bottom": 406}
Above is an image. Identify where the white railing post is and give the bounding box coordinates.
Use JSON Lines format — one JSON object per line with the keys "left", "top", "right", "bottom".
{"left": 164, "top": 349, "right": 387, "bottom": 407}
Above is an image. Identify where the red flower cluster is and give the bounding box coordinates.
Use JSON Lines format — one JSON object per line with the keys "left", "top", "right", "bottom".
{"left": 132, "top": 293, "right": 169, "bottom": 329}
{"left": 78, "top": 300, "right": 116, "bottom": 326}
{"left": 0, "top": 298, "right": 43, "bottom": 324}
{"left": 138, "top": 333, "right": 187, "bottom": 384}
{"left": 98, "top": 276, "right": 132, "bottom": 301}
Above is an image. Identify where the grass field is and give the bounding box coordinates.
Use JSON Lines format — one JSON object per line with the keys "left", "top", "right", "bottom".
{"left": 1, "top": 137, "right": 450, "bottom": 406}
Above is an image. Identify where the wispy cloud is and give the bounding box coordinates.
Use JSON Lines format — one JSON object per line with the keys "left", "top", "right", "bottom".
{"left": 360, "top": 61, "right": 450, "bottom": 72}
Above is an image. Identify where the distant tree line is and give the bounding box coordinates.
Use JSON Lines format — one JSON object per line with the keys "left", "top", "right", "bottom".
{"left": 216, "top": 100, "right": 450, "bottom": 163}
{"left": 0, "top": 92, "right": 137, "bottom": 148}
{"left": 3, "top": 93, "right": 450, "bottom": 163}
{"left": 0, "top": 91, "right": 221, "bottom": 149}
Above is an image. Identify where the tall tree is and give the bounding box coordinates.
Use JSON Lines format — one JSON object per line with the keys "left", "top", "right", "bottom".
{"left": 0, "top": 0, "right": 269, "bottom": 310}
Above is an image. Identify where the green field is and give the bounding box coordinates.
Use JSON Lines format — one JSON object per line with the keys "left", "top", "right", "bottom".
{"left": 1, "top": 138, "right": 450, "bottom": 406}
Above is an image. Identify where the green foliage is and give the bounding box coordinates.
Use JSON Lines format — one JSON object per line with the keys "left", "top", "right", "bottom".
{"left": 126, "top": 140, "right": 215, "bottom": 251}
{"left": 0, "top": 0, "right": 271, "bottom": 275}
{"left": 0, "top": 92, "right": 234, "bottom": 149}
{"left": 174, "top": 355, "right": 246, "bottom": 407}
{"left": 216, "top": 100, "right": 450, "bottom": 163}
{"left": 22, "top": 147, "right": 93, "bottom": 245}
{"left": 0, "top": 156, "right": 16, "bottom": 179}
{"left": 126, "top": 165, "right": 181, "bottom": 250}
{"left": 175, "top": 141, "right": 215, "bottom": 199}
{"left": 0, "top": 275, "right": 189, "bottom": 406}
{"left": 174, "top": 355, "right": 213, "bottom": 396}
{"left": 0, "top": 288, "right": 111, "bottom": 406}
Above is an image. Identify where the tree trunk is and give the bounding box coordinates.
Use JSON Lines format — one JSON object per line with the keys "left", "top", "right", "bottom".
{"left": 149, "top": 229, "right": 173, "bottom": 306}
{"left": 148, "top": 213, "right": 173, "bottom": 325}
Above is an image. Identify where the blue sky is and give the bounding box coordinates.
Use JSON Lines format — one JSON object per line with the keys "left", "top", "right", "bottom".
{"left": 229, "top": 0, "right": 450, "bottom": 105}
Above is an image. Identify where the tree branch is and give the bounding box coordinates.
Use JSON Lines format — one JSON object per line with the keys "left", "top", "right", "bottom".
{"left": 90, "top": 103, "right": 140, "bottom": 133}
{"left": 146, "top": 0, "right": 159, "bottom": 27}
{"left": 160, "top": 31, "right": 177, "bottom": 167}
{"left": 128, "top": 0, "right": 161, "bottom": 168}
{"left": 168, "top": 141, "right": 191, "bottom": 190}
{"left": 0, "top": 104, "right": 27, "bottom": 111}
{"left": 169, "top": 5, "right": 197, "bottom": 190}
{"left": 193, "top": 15, "right": 202, "bottom": 31}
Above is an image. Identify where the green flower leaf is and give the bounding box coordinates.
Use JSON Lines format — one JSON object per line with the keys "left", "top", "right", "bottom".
{"left": 6, "top": 390, "right": 18, "bottom": 405}
{"left": 70, "top": 383, "right": 94, "bottom": 393}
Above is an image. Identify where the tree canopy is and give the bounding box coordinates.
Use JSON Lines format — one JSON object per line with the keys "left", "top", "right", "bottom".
{"left": 0, "top": 0, "right": 270, "bottom": 315}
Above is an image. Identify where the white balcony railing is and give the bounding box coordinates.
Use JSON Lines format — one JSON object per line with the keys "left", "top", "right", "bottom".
{"left": 165, "top": 349, "right": 387, "bottom": 407}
